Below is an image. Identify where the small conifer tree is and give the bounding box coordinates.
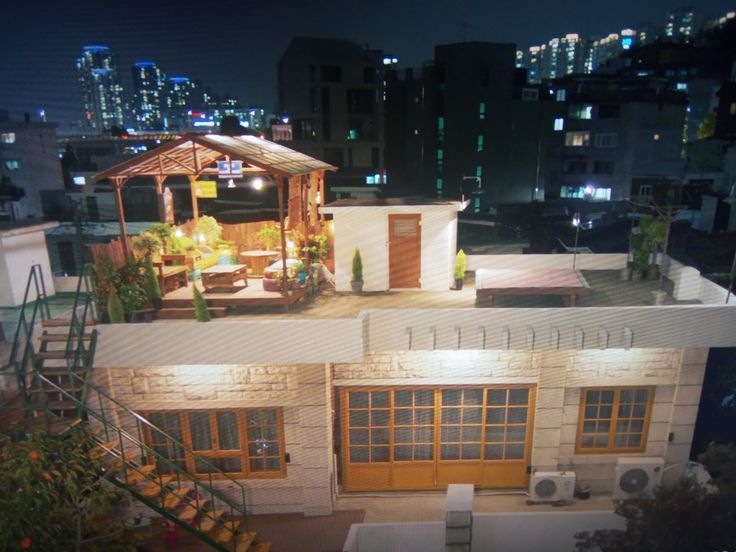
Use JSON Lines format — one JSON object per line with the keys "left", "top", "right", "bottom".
{"left": 143, "top": 256, "right": 162, "bottom": 308}
{"left": 192, "top": 286, "right": 211, "bottom": 322}
{"left": 106, "top": 287, "right": 125, "bottom": 323}
{"left": 352, "top": 248, "right": 363, "bottom": 282}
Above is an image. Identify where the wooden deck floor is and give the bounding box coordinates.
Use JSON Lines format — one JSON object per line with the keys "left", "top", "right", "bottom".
{"left": 162, "top": 279, "right": 305, "bottom": 311}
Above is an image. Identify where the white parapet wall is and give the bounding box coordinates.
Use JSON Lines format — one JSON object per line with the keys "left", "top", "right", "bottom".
{"left": 466, "top": 253, "right": 628, "bottom": 272}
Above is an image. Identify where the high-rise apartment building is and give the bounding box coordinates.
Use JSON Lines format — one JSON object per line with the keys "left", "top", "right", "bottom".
{"left": 131, "top": 61, "right": 166, "bottom": 130}
{"left": 278, "top": 37, "right": 386, "bottom": 189}
{"left": 665, "top": 6, "right": 702, "bottom": 42}
{"left": 518, "top": 35, "right": 586, "bottom": 83}
{"left": 76, "top": 45, "right": 126, "bottom": 133}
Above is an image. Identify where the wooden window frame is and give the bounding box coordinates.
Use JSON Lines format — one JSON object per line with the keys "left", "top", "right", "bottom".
{"left": 143, "top": 408, "right": 286, "bottom": 479}
{"left": 575, "top": 386, "right": 654, "bottom": 455}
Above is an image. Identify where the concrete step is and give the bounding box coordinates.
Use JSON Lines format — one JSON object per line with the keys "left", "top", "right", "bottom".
{"left": 155, "top": 307, "right": 227, "bottom": 320}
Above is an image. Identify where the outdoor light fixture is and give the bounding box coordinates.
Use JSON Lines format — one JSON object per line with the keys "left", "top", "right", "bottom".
{"left": 174, "top": 229, "right": 184, "bottom": 238}
{"left": 227, "top": 178, "right": 236, "bottom": 188}
{"left": 584, "top": 184, "right": 595, "bottom": 196}
{"left": 252, "top": 177, "right": 264, "bottom": 190}
{"left": 572, "top": 213, "right": 581, "bottom": 270}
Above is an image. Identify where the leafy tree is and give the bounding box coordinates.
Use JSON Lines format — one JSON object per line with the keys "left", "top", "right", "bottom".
{"left": 697, "top": 113, "right": 716, "bottom": 140}
{"left": 576, "top": 443, "right": 736, "bottom": 552}
{"left": 0, "top": 427, "right": 136, "bottom": 551}
{"left": 131, "top": 232, "right": 162, "bottom": 258}
{"left": 192, "top": 286, "right": 211, "bottom": 322}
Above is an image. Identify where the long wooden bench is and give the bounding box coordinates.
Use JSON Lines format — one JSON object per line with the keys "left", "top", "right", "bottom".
{"left": 153, "top": 255, "right": 189, "bottom": 293}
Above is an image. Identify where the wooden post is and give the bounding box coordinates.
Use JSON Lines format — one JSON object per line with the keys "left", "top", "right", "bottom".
{"left": 188, "top": 174, "right": 199, "bottom": 223}
{"left": 111, "top": 176, "right": 130, "bottom": 258}
{"left": 277, "top": 176, "right": 289, "bottom": 295}
{"left": 153, "top": 175, "right": 168, "bottom": 222}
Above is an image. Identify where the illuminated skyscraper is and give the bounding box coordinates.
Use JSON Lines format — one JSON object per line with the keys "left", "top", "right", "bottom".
{"left": 664, "top": 7, "right": 702, "bottom": 42}
{"left": 76, "top": 45, "right": 126, "bottom": 133}
{"left": 131, "top": 61, "right": 166, "bottom": 130}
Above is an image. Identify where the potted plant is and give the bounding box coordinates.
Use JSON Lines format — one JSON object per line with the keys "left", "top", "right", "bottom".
{"left": 454, "top": 249, "right": 467, "bottom": 290}
{"left": 351, "top": 248, "right": 364, "bottom": 294}
{"left": 257, "top": 225, "right": 281, "bottom": 251}
{"left": 192, "top": 286, "right": 211, "bottom": 322}
{"left": 640, "top": 216, "right": 666, "bottom": 280}
{"left": 630, "top": 232, "right": 649, "bottom": 281}
{"left": 293, "top": 260, "right": 307, "bottom": 285}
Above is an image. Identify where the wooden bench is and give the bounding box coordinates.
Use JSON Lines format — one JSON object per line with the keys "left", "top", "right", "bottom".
{"left": 153, "top": 255, "right": 189, "bottom": 294}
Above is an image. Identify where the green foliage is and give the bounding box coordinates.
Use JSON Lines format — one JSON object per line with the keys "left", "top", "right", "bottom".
{"left": 194, "top": 215, "right": 222, "bottom": 247}
{"left": 630, "top": 216, "right": 667, "bottom": 272}
{"left": 106, "top": 287, "right": 125, "bottom": 323}
{"left": 352, "top": 248, "right": 363, "bottom": 282}
{"left": 697, "top": 112, "right": 716, "bottom": 140}
{"left": 454, "top": 249, "right": 467, "bottom": 280}
{"left": 293, "top": 260, "right": 305, "bottom": 273}
{"left": 576, "top": 442, "right": 736, "bottom": 552}
{"left": 257, "top": 225, "right": 281, "bottom": 251}
{"left": 0, "top": 428, "right": 136, "bottom": 551}
{"left": 630, "top": 232, "right": 650, "bottom": 272}
{"left": 304, "top": 233, "right": 329, "bottom": 262}
{"left": 131, "top": 231, "right": 161, "bottom": 258}
{"left": 192, "top": 286, "right": 211, "bottom": 322}
{"left": 148, "top": 222, "right": 174, "bottom": 246}
{"left": 116, "top": 258, "right": 148, "bottom": 314}
{"left": 143, "top": 256, "right": 162, "bottom": 309}
{"left": 92, "top": 256, "right": 120, "bottom": 315}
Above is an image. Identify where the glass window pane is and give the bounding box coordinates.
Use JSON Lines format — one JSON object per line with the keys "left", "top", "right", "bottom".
{"left": 617, "top": 420, "right": 629, "bottom": 433}
{"left": 371, "top": 446, "right": 389, "bottom": 462}
{"left": 149, "top": 413, "right": 164, "bottom": 428}
{"left": 586, "top": 390, "right": 600, "bottom": 404}
{"left": 395, "top": 409, "right": 412, "bottom": 425}
{"left": 371, "top": 428, "right": 389, "bottom": 445}
{"left": 628, "top": 435, "right": 642, "bottom": 448}
{"left": 394, "top": 428, "right": 412, "bottom": 443}
{"left": 601, "top": 391, "right": 614, "bottom": 403}
{"left": 509, "top": 388, "right": 529, "bottom": 405}
{"left": 395, "top": 390, "right": 412, "bottom": 406}
{"left": 505, "top": 444, "right": 525, "bottom": 459}
{"left": 441, "top": 427, "right": 461, "bottom": 442}
{"left": 414, "top": 445, "right": 433, "bottom": 460}
{"left": 584, "top": 406, "right": 597, "bottom": 418}
{"left": 463, "top": 389, "right": 483, "bottom": 405}
{"left": 630, "top": 420, "right": 643, "bottom": 433}
{"left": 371, "top": 410, "right": 389, "bottom": 426}
{"left": 618, "top": 405, "right": 632, "bottom": 418}
{"left": 620, "top": 389, "right": 634, "bottom": 403}
{"left": 594, "top": 435, "right": 608, "bottom": 447}
{"left": 349, "top": 392, "right": 369, "bottom": 408}
{"left": 165, "top": 412, "right": 181, "bottom": 429}
{"left": 614, "top": 435, "right": 627, "bottom": 448}
{"left": 220, "top": 457, "right": 242, "bottom": 472}
{"left": 486, "top": 408, "right": 505, "bottom": 424}
{"left": 394, "top": 445, "right": 412, "bottom": 461}
{"left": 371, "top": 391, "right": 389, "bottom": 408}
{"left": 441, "top": 444, "right": 460, "bottom": 460}
{"left": 414, "top": 427, "right": 433, "bottom": 442}
{"left": 635, "top": 389, "right": 649, "bottom": 403}
{"left": 442, "top": 408, "right": 461, "bottom": 424}
{"left": 507, "top": 408, "right": 527, "bottom": 423}
{"left": 195, "top": 458, "right": 217, "bottom": 473}
{"left": 350, "top": 447, "right": 369, "bottom": 463}
{"left": 487, "top": 389, "right": 506, "bottom": 405}
{"left": 506, "top": 426, "right": 526, "bottom": 442}
{"left": 632, "top": 405, "right": 646, "bottom": 418}
{"left": 463, "top": 408, "right": 482, "bottom": 424}
{"left": 442, "top": 389, "right": 462, "bottom": 406}
{"left": 188, "top": 412, "right": 212, "bottom": 451}
{"left": 486, "top": 427, "right": 505, "bottom": 442}
{"left": 462, "top": 426, "right": 481, "bottom": 442}
{"left": 462, "top": 444, "right": 481, "bottom": 459}
{"left": 485, "top": 444, "right": 503, "bottom": 459}
{"left": 249, "top": 458, "right": 265, "bottom": 472}
{"left": 350, "top": 429, "right": 369, "bottom": 445}
{"left": 597, "top": 421, "right": 610, "bottom": 433}
{"left": 415, "top": 409, "right": 433, "bottom": 425}
{"left": 264, "top": 458, "right": 281, "bottom": 471}
{"left": 583, "top": 420, "right": 596, "bottom": 433}
{"left": 415, "top": 390, "right": 434, "bottom": 406}
{"left": 216, "top": 412, "right": 239, "bottom": 450}
{"left": 581, "top": 436, "right": 594, "bottom": 448}
{"left": 261, "top": 410, "right": 277, "bottom": 425}
{"left": 350, "top": 411, "right": 369, "bottom": 427}
{"left": 599, "top": 406, "right": 612, "bottom": 419}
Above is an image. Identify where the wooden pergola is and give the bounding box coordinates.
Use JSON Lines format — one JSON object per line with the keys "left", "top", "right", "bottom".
{"left": 94, "top": 133, "right": 336, "bottom": 290}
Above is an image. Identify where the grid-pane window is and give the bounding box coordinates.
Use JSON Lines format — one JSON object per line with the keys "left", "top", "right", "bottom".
{"left": 348, "top": 391, "right": 390, "bottom": 463}
{"left": 577, "top": 388, "right": 653, "bottom": 453}
{"left": 485, "top": 388, "right": 530, "bottom": 460}
{"left": 144, "top": 409, "right": 284, "bottom": 478}
{"left": 440, "top": 388, "right": 483, "bottom": 460}
{"left": 394, "top": 389, "right": 435, "bottom": 461}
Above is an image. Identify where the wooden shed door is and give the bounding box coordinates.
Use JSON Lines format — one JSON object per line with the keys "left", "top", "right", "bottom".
{"left": 389, "top": 214, "right": 421, "bottom": 288}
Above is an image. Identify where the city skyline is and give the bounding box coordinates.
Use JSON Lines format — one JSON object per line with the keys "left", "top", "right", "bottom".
{"left": 1, "top": 0, "right": 733, "bottom": 131}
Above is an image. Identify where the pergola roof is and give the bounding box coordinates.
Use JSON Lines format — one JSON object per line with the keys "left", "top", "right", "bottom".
{"left": 94, "top": 133, "right": 336, "bottom": 181}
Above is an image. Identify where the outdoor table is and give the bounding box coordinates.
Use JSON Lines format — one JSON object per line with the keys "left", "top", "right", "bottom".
{"left": 201, "top": 264, "right": 249, "bottom": 293}
{"left": 475, "top": 268, "right": 590, "bottom": 307}
{"left": 239, "top": 250, "right": 278, "bottom": 277}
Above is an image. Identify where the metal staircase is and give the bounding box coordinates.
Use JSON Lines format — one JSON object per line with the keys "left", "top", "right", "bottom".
{"left": 2, "top": 265, "right": 269, "bottom": 552}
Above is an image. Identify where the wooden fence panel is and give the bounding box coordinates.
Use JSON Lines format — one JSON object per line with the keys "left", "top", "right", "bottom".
{"left": 88, "top": 237, "right": 131, "bottom": 269}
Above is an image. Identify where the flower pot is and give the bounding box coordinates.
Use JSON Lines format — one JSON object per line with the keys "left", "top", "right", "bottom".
{"left": 298, "top": 271, "right": 307, "bottom": 285}
{"left": 455, "top": 278, "right": 464, "bottom": 290}
{"left": 351, "top": 280, "right": 364, "bottom": 294}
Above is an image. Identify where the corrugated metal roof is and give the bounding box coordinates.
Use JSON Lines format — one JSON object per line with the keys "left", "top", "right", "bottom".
{"left": 94, "top": 133, "right": 336, "bottom": 181}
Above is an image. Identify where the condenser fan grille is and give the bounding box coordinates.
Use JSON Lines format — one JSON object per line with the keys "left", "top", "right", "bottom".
{"left": 619, "top": 468, "right": 649, "bottom": 494}
{"left": 535, "top": 478, "right": 558, "bottom": 498}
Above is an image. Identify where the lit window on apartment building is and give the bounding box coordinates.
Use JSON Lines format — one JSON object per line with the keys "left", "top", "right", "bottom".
{"left": 568, "top": 104, "right": 593, "bottom": 119}
{"left": 564, "top": 131, "right": 590, "bottom": 147}
{"left": 4, "top": 160, "right": 21, "bottom": 170}
{"left": 347, "top": 129, "right": 358, "bottom": 140}
{"left": 730, "top": 103, "right": 736, "bottom": 115}
{"left": 594, "top": 133, "right": 617, "bottom": 148}
{"left": 477, "top": 135, "right": 484, "bottom": 152}
{"left": 576, "top": 388, "right": 654, "bottom": 453}
{"left": 479, "top": 102, "right": 486, "bottom": 120}
{"left": 438, "top": 117, "right": 445, "bottom": 143}
{"left": 554, "top": 118, "right": 564, "bottom": 131}
{"left": 437, "top": 149, "right": 444, "bottom": 171}
{"left": 521, "top": 88, "right": 539, "bottom": 101}
{"left": 0, "top": 133, "right": 16, "bottom": 144}
{"left": 436, "top": 178, "right": 443, "bottom": 197}
{"left": 556, "top": 89, "right": 566, "bottom": 102}
{"left": 475, "top": 166, "right": 483, "bottom": 178}
{"left": 676, "top": 82, "right": 688, "bottom": 91}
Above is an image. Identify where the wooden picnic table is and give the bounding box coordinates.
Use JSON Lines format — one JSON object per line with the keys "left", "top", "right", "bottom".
{"left": 201, "top": 264, "right": 248, "bottom": 293}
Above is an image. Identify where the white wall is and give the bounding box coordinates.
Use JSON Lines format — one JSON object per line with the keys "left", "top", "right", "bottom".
{"left": 343, "top": 512, "right": 624, "bottom": 552}
{"left": 0, "top": 225, "right": 57, "bottom": 307}
{"left": 467, "top": 253, "right": 628, "bottom": 271}
{"left": 328, "top": 206, "right": 459, "bottom": 292}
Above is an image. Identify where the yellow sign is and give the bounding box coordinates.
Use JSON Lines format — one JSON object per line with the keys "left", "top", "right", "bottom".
{"left": 195, "top": 180, "right": 217, "bottom": 198}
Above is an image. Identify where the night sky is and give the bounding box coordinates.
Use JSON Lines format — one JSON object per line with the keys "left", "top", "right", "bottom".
{"left": 1, "top": 0, "right": 733, "bottom": 131}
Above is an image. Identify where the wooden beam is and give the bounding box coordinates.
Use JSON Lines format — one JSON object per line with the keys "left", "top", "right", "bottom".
{"left": 188, "top": 174, "right": 199, "bottom": 223}
{"left": 111, "top": 176, "right": 130, "bottom": 258}
{"left": 277, "top": 176, "right": 289, "bottom": 295}
{"left": 153, "top": 175, "right": 168, "bottom": 222}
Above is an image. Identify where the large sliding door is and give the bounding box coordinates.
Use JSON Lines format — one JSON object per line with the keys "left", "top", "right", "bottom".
{"left": 341, "top": 385, "right": 535, "bottom": 491}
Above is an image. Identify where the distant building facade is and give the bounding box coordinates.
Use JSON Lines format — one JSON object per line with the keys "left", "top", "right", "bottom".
{"left": 665, "top": 6, "right": 702, "bottom": 43}
{"left": 131, "top": 62, "right": 166, "bottom": 130}
{"left": 76, "top": 45, "right": 126, "bottom": 133}
{"left": 277, "top": 37, "right": 386, "bottom": 190}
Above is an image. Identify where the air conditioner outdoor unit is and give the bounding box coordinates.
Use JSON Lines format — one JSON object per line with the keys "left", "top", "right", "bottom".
{"left": 528, "top": 471, "right": 576, "bottom": 504}
{"left": 613, "top": 457, "right": 664, "bottom": 500}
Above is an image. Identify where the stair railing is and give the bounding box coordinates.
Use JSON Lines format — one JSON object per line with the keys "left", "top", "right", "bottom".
{"left": 29, "top": 371, "right": 250, "bottom": 551}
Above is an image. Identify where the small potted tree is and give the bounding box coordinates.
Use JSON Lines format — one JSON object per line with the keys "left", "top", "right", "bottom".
{"left": 351, "top": 248, "right": 364, "bottom": 294}
{"left": 256, "top": 225, "right": 281, "bottom": 251}
{"left": 454, "top": 249, "right": 467, "bottom": 290}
